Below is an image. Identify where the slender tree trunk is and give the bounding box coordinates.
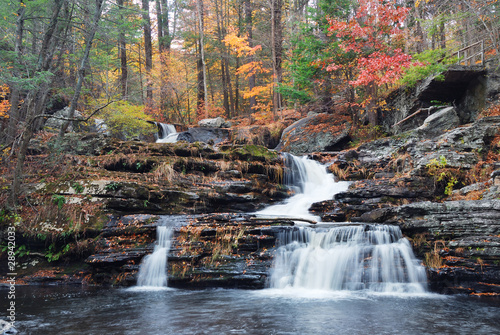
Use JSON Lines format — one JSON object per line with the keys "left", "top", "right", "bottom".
{"left": 156, "top": 0, "right": 164, "bottom": 52}
{"left": 142, "top": 0, "right": 153, "bottom": 103}
{"left": 197, "top": 43, "right": 205, "bottom": 113}
{"left": 59, "top": 0, "right": 105, "bottom": 137}
{"left": 244, "top": 0, "right": 256, "bottom": 112}
{"left": 118, "top": 0, "right": 128, "bottom": 98}
{"left": 196, "top": 0, "right": 208, "bottom": 118}
{"left": 156, "top": 0, "right": 168, "bottom": 115}
{"left": 215, "top": 0, "right": 230, "bottom": 117}
{"left": 270, "top": 0, "right": 282, "bottom": 120}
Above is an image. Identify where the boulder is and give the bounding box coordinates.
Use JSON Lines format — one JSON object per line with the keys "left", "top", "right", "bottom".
{"left": 44, "top": 107, "right": 84, "bottom": 132}
{"left": 275, "top": 113, "right": 351, "bottom": 154}
{"left": 176, "top": 127, "right": 230, "bottom": 145}
{"left": 416, "top": 106, "right": 460, "bottom": 138}
{"left": 198, "top": 117, "right": 230, "bottom": 128}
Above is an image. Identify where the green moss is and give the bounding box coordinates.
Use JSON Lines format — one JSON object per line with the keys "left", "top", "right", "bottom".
{"left": 229, "top": 145, "right": 278, "bottom": 162}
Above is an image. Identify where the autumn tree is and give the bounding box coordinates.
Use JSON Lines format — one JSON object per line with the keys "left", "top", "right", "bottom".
{"left": 327, "top": 0, "right": 414, "bottom": 126}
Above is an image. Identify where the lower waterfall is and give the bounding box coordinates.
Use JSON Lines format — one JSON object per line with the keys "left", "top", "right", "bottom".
{"left": 136, "top": 226, "right": 173, "bottom": 287}
{"left": 269, "top": 225, "right": 428, "bottom": 293}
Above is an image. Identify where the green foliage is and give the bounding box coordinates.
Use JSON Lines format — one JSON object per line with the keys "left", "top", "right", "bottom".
{"left": 95, "top": 100, "right": 156, "bottom": 140}
{"left": 45, "top": 243, "right": 71, "bottom": 262}
{"left": 426, "top": 155, "right": 458, "bottom": 196}
{"left": 280, "top": 0, "right": 355, "bottom": 105}
{"left": 105, "top": 182, "right": 120, "bottom": 191}
{"left": 71, "top": 182, "right": 84, "bottom": 194}
{"left": 400, "top": 49, "right": 458, "bottom": 88}
{"left": 51, "top": 194, "right": 66, "bottom": 210}
{"left": 0, "top": 209, "right": 21, "bottom": 225}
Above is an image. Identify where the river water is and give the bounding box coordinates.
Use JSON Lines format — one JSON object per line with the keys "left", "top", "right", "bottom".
{"left": 6, "top": 285, "right": 500, "bottom": 334}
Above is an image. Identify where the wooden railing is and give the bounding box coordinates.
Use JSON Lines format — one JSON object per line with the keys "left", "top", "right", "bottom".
{"left": 454, "top": 40, "right": 485, "bottom": 66}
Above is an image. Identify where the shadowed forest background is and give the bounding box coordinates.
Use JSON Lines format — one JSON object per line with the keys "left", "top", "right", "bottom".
{"left": 1, "top": 0, "right": 500, "bottom": 206}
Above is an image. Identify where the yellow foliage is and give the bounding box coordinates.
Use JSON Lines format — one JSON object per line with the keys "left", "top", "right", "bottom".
{"left": 0, "top": 84, "right": 10, "bottom": 119}
{"left": 223, "top": 32, "right": 262, "bottom": 57}
{"left": 93, "top": 100, "right": 156, "bottom": 139}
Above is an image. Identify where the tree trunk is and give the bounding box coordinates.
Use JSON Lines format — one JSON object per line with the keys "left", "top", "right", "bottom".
{"left": 10, "top": 0, "right": 65, "bottom": 207}
{"left": 270, "top": 0, "right": 283, "bottom": 120}
{"left": 142, "top": 0, "right": 153, "bottom": 103}
{"left": 196, "top": 0, "right": 208, "bottom": 118}
{"left": 118, "top": 0, "right": 128, "bottom": 98}
{"left": 59, "top": 0, "right": 105, "bottom": 137}
{"left": 5, "top": 3, "right": 25, "bottom": 146}
{"left": 215, "top": 0, "right": 230, "bottom": 117}
{"left": 244, "top": 0, "right": 256, "bottom": 112}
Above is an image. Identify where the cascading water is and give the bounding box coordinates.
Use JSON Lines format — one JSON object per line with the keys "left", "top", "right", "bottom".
{"left": 136, "top": 226, "right": 173, "bottom": 287}
{"left": 261, "top": 153, "right": 428, "bottom": 294}
{"left": 269, "top": 225, "right": 428, "bottom": 293}
{"left": 156, "top": 123, "right": 178, "bottom": 143}
{"left": 257, "top": 153, "right": 350, "bottom": 222}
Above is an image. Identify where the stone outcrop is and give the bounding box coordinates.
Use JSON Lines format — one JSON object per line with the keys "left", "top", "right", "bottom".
{"left": 318, "top": 113, "right": 500, "bottom": 295}
{"left": 198, "top": 117, "right": 231, "bottom": 128}
{"left": 176, "top": 127, "right": 231, "bottom": 145}
{"left": 384, "top": 65, "right": 487, "bottom": 133}
{"left": 275, "top": 112, "right": 351, "bottom": 154}
{"left": 85, "top": 214, "right": 295, "bottom": 288}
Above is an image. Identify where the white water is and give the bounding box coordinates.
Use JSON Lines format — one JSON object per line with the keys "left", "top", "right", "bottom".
{"left": 269, "top": 225, "right": 428, "bottom": 294}
{"left": 257, "top": 154, "right": 349, "bottom": 222}
{"left": 259, "top": 154, "right": 428, "bottom": 294}
{"left": 136, "top": 226, "right": 173, "bottom": 288}
{"left": 156, "top": 123, "right": 178, "bottom": 143}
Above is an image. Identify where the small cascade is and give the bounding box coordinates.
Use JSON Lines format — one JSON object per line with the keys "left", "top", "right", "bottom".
{"left": 269, "top": 225, "right": 428, "bottom": 293}
{"left": 136, "top": 226, "right": 173, "bottom": 287}
{"left": 257, "top": 153, "right": 349, "bottom": 222}
{"left": 156, "top": 123, "right": 178, "bottom": 143}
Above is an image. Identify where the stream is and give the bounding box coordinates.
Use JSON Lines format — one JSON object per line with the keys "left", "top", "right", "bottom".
{"left": 5, "top": 285, "right": 500, "bottom": 334}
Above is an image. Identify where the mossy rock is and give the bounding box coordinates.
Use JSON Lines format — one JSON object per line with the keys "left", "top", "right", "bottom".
{"left": 228, "top": 145, "right": 278, "bottom": 162}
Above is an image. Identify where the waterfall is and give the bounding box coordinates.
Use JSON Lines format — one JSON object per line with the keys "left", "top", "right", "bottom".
{"left": 256, "top": 153, "right": 349, "bottom": 222}
{"left": 261, "top": 154, "right": 428, "bottom": 294}
{"left": 269, "top": 225, "right": 428, "bottom": 293}
{"left": 156, "top": 123, "right": 178, "bottom": 143}
{"left": 136, "top": 226, "right": 173, "bottom": 287}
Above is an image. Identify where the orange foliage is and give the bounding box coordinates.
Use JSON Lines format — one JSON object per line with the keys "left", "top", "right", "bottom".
{"left": 480, "top": 102, "right": 500, "bottom": 117}
{"left": 0, "top": 84, "right": 10, "bottom": 119}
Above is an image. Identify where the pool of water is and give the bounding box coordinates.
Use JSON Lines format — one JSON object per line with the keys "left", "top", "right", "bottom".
{"left": 4, "top": 286, "right": 500, "bottom": 334}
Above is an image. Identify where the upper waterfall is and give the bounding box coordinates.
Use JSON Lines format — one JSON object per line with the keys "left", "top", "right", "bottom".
{"left": 156, "top": 123, "right": 179, "bottom": 143}
{"left": 257, "top": 153, "right": 349, "bottom": 222}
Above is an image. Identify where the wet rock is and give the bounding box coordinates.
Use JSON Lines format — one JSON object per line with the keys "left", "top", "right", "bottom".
{"left": 327, "top": 177, "right": 434, "bottom": 221}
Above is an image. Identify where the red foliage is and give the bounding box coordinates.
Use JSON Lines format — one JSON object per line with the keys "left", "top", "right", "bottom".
{"left": 327, "top": 0, "right": 415, "bottom": 90}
